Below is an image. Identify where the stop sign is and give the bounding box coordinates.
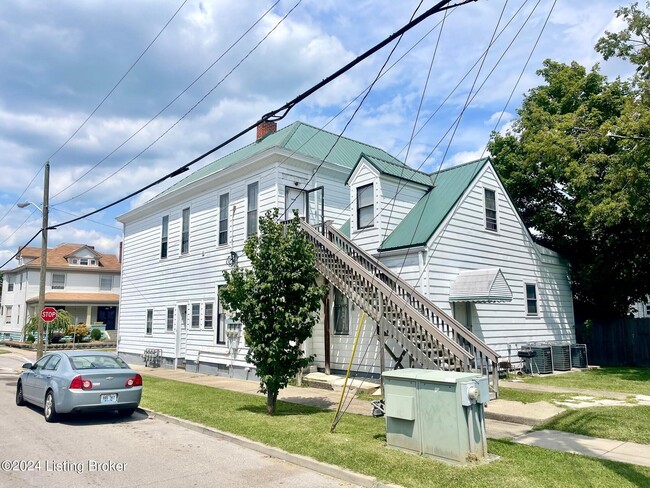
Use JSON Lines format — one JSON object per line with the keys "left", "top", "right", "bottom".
{"left": 41, "top": 307, "right": 57, "bottom": 322}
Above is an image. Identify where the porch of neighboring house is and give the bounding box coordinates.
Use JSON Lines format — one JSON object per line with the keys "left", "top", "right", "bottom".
{"left": 26, "top": 292, "right": 119, "bottom": 331}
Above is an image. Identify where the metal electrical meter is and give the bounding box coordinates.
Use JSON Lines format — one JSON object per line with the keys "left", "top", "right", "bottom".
{"left": 382, "top": 369, "right": 489, "bottom": 465}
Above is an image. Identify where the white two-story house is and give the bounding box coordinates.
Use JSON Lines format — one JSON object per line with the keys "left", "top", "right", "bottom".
{"left": 0, "top": 244, "right": 121, "bottom": 340}
{"left": 116, "top": 121, "right": 575, "bottom": 391}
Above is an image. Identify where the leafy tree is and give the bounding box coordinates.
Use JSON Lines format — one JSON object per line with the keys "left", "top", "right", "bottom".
{"left": 219, "top": 209, "right": 325, "bottom": 414}
{"left": 596, "top": 2, "right": 650, "bottom": 80}
{"left": 24, "top": 309, "right": 73, "bottom": 342}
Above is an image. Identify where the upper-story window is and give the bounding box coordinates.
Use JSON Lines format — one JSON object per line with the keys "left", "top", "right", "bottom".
{"left": 69, "top": 257, "right": 97, "bottom": 266}
{"left": 100, "top": 275, "right": 113, "bottom": 291}
{"left": 247, "top": 182, "right": 259, "bottom": 236}
{"left": 181, "top": 208, "right": 190, "bottom": 254}
{"left": 7, "top": 279, "right": 14, "bottom": 292}
{"left": 161, "top": 215, "right": 169, "bottom": 258}
{"left": 218, "top": 193, "right": 229, "bottom": 246}
{"left": 52, "top": 273, "right": 65, "bottom": 290}
{"left": 357, "top": 184, "right": 374, "bottom": 229}
{"left": 526, "top": 283, "right": 538, "bottom": 315}
{"left": 18, "top": 274, "right": 23, "bottom": 290}
{"left": 485, "top": 188, "right": 498, "bottom": 231}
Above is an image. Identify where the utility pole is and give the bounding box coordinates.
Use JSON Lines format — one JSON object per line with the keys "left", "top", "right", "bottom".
{"left": 36, "top": 162, "right": 50, "bottom": 359}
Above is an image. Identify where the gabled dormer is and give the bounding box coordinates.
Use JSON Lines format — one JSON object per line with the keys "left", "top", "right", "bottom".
{"left": 64, "top": 245, "right": 102, "bottom": 267}
{"left": 346, "top": 153, "right": 432, "bottom": 253}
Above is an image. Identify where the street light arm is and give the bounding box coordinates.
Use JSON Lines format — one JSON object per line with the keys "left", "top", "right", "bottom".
{"left": 17, "top": 201, "right": 43, "bottom": 213}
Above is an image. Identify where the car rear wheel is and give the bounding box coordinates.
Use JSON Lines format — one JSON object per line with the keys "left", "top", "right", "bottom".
{"left": 117, "top": 408, "right": 136, "bottom": 418}
{"left": 44, "top": 391, "right": 58, "bottom": 423}
{"left": 16, "top": 382, "right": 25, "bottom": 406}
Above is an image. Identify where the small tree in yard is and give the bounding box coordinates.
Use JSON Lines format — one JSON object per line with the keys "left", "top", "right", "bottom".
{"left": 24, "top": 309, "right": 72, "bottom": 343}
{"left": 220, "top": 209, "right": 325, "bottom": 415}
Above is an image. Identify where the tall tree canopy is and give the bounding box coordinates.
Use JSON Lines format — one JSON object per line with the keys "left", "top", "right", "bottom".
{"left": 489, "top": 4, "right": 650, "bottom": 318}
{"left": 220, "top": 209, "right": 325, "bottom": 414}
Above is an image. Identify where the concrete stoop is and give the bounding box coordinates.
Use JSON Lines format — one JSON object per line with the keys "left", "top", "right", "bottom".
{"left": 303, "top": 372, "right": 380, "bottom": 394}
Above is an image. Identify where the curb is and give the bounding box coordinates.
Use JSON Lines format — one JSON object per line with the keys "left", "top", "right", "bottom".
{"left": 142, "top": 408, "right": 402, "bottom": 488}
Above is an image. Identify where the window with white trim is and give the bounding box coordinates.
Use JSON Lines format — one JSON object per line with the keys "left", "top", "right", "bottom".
{"left": 485, "top": 188, "right": 497, "bottom": 231}
{"left": 333, "top": 288, "right": 349, "bottom": 335}
{"left": 99, "top": 275, "right": 113, "bottom": 291}
{"left": 526, "top": 283, "right": 538, "bottom": 315}
{"left": 52, "top": 273, "right": 65, "bottom": 290}
{"left": 146, "top": 309, "right": 153, "bottom": 335}
{"left": 166, "top": 308, "right": 174, "bottom": 332}
{"left": 191, "top": 303, "right": 200, "bottom": 328}
{"left": 161, "top": 215, "right": 169, "bottom": 258}
{"left": 356, "top": 184, "right": 374, "bottom": 229}
{"left": 5, "top": 305, "right": 12, "bottom": 324}
{"left": 218, "top": 193, "right": 229, "bottom": 246}
{"left": 7, "top": 279, "right": 13, "bottom": 292}
{"left": 181, "top": 208, "right": 190, "bottom": 254}
{"left": 247, "top": 182, "right": 259, "bottom": 236}
{"left": 204, "top": 303, "right": 213, "bottom": 329}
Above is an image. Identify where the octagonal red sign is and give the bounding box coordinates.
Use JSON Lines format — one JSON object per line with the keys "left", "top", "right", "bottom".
{"left": 41, "top": 307, "right": 57, "bottom": 323}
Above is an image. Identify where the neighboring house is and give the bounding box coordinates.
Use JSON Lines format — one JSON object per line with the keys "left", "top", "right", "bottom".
{"left": 0, "top": 244, "right": 121, "bottom": 341}
{"left": 632, "top": 300, "right": 650, "bottom": 318}
{"left": 116, "top": 121, "right": 575, "bottom": 391}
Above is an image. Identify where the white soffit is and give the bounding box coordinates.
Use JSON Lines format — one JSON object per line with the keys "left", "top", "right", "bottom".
{"left": 449, "top": 268, "right": 513, "bottom": 303}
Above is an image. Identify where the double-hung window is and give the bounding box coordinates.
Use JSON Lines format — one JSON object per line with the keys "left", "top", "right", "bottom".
{"left": 526, "top": 283, "right": 538, "bottom": 315}
{"left": 357, "top": 184, "right": 374, "bottom": 229}
{"left": 52, "top": 273, "right": 65, "bottom": 290}
{"left": 100, "top": 275, "right": 113, "bottom": 291}
{"left": 7, "top": 280, "right": 13, "bottom": 292}
{"left": 146, "top": 310, "right": 153, "bottom": 335}
{"left": 181, "top": 208, "right": 190, "bottom": 254}
{"left": 485, "top": 189, "right": 498, "bottom": 231}
{"left": 204, "top": 303, "right": 213, "bottom": 329}
{"left": 191, "top": 303, "right": 200, "bottom": 328}
{"left": 166, "top": 308, "right": 174, "bottom": 332}
{"left": 5, "top": 305, "right": 12, "bottom": 324}
{"left": 247, "top": 182, "right": 259, "bottom": 236}
{"left": 161, "top": 215, "right": 169, "bottom": 258}
{"left": 333, "top": 288, "right": 350, "bottom": 335}
{"left": 218, "top": 194, "right": 229, "bottom": 246}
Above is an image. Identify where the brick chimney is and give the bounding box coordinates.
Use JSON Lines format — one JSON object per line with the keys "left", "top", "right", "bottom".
{"left": 256, "top": 120, "right": 277, "bottom": 141}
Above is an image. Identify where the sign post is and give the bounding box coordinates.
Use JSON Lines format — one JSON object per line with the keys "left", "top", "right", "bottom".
{"left": 41, "top": 307, "right": 57, "bottom": 351}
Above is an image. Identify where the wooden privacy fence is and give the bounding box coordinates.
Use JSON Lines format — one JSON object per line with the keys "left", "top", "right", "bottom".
{"left": 576, "top": 318, "right": 650, "bottom": 367}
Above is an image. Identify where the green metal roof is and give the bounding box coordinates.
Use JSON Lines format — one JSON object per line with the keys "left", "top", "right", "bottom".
{"left": 379, "top": 158, "right": 489, "bottom": 251}
{"left": 157, "top": 122, "right": 403, "bottom": 198}
{"left": 347, "top": 153, "right": 434, "bottom": 187}
{"left": 339, "top": 219, "right": 351, "bottom": 237}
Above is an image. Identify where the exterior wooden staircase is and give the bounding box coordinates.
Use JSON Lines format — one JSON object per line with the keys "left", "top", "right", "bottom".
{"left": 300, "top": 220, "right": 500, "bottom": 396}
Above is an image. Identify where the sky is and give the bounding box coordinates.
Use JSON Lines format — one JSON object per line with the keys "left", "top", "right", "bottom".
{"left": 0, "top": 0, "right": 635, "bottom": 268}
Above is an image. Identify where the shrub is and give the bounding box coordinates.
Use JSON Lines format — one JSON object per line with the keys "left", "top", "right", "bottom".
{"left": 26, "top": 334, "right": 35, "bottom": 344}
{"left": 90, "top": 328, "right": 102, "bottom": 341}
{"left": 50, "top": 332, "right": 64, "bottom": 344}
{"left": 66, "top": 324, "right": 90, "bottom": 342}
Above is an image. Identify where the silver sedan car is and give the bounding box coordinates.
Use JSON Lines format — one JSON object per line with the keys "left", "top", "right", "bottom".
{"left": 16, "top": 351, "right": 143, "bottom": 422}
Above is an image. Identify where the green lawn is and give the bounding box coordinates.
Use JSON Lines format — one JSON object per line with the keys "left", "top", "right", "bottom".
{"left": 537, "top": 406, "right": 650, "bottom": 444}
{"left": 141, "top": 376, "right": 650, "bottom": 488}
{"left": 520, "top": 367, "right": 650, "bottom": 395}
{"left": 498, "top": 388, "right": 575, "bottom": 404}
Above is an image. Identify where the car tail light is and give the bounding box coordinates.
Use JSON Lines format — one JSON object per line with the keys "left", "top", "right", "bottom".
{"left": 70, "top": 375, "right": 93, "bottom": 390}
{"left": 125, "top": 374, "right": 142, "bottom": 387}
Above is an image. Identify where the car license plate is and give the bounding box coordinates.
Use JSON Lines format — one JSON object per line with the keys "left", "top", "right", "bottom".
{"left": 100, "top": 394, "right": 117, "bottom": 403}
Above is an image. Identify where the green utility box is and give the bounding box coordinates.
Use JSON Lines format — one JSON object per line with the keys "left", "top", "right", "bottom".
{"left": 382, "top": 369, "right": 489, "bottom": 465}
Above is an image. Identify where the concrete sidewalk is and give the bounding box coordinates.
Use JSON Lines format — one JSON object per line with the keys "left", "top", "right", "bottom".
{"left": 132, "top": 364, "right": 650, "bottom": 467}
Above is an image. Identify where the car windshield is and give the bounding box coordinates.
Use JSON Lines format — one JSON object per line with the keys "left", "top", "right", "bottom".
{"left": 69, "top": 355, "right": 129, "bottom": 370}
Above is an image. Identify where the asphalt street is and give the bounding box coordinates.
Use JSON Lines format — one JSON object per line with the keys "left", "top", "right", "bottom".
{"left": 0, "top": 349, "right": 355, "bottom": 488}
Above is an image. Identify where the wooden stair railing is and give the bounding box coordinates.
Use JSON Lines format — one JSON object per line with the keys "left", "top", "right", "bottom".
{"left": 300, "top": 220, "right": 500, "bottom": 396}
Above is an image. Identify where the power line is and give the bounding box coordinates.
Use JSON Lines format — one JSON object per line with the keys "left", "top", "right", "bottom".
{"left": 44, "top": 0, "right": 469, "bottom": 231}
{"left": 50, "top": 0, "right": 283, "bottom": 204}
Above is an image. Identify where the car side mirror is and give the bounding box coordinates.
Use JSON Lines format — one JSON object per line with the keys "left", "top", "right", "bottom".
{"left": 22, "top": 362, "right": 33, "bottom": 369}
